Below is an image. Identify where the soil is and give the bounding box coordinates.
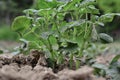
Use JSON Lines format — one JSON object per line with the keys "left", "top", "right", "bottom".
{"left": 0, "top": 50, "right": 105, "bottom": 80}
{"left": 0, "top": 41, "right": 20, "bottom": 53}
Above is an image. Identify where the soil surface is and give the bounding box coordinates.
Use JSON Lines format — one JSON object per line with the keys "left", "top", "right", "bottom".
{"left": 0, "top": 51, "right": 105, "bottom": 80}
{"left": 0, "top": 41, "right": 119, "bottom": 80}
{"left": 0, "top": 41, "right": 20, "bottom": 53}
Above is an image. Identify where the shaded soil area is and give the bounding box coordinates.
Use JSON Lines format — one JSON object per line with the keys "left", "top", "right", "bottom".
{"left": 0, "top": 51, "right": 105, "bottom": 80}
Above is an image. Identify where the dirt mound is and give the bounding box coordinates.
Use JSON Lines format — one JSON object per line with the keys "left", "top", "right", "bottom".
{"left": 0, "top": 50, "right": 105, "bottom": 80}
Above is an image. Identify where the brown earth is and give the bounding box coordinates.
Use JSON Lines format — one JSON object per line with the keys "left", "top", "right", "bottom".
{"left": 0, "top": 50, "right": 105, "bottom": 80}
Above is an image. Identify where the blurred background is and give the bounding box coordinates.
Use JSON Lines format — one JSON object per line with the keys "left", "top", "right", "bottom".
{"left": 0, "top": 0, "right": 33, "bottom": 51}
{"left": 0, "top": 0, "right": 120, "bottom": 50}
{"left": 0, "top": 0, "right": 33, "bottom": 41}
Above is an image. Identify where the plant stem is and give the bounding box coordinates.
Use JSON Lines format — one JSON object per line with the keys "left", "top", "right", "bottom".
{"left": 78, "top": 11, "right": 88, "bottom": 57}
{"left": 32, "top": 32, "right": 50, "bottom": 50}
{"left": 84, "top": 12, "right": 88, "bottom": 38}
{"left": 54, "top": 13, "right": 61, "bottom": 40}
{"left": 78, "top": 38, "right": 86, "bottom": 57}
{"left": 47, "top": 36, "right": 54, "bottom": 59}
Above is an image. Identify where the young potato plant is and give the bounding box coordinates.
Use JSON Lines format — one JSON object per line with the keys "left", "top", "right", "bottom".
{"left": 11, "top": 0, "right": 119, "bottom": 69}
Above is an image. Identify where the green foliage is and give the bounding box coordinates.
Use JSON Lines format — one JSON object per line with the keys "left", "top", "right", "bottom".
{"left": 110, "top": 54, "right": 120, "bottom": 65}
{"left": 12, "top": 0, "right": 118, "bottom": 70}
{"left": 33, "top": 0, "right": 61, "bottom": 9}
{"left": 11, "top": 16, "right": 31, "bottom": 36}
{"left": 99, "top": 33, "right": 113, "bottom": 43}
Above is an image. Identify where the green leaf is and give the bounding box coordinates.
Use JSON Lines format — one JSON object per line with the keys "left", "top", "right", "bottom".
{"left": 59, "top": 0, "right": 80, "bottom": 11}
{"left": 60, "top": 41, "right": 78, "bottom": 54}
{"left": 49, "top": 36, "right": 59, "bottom": 50}
{"left": 11, "top": 16, "right": 31, "bottom": 33}
{"left": 37, "top": 8, "right": 55, "bottom": 16}
{"left": 99, "top": 13, "right": 120, "bottom": 22}
{"left": 95, "top": 21, "right": 104, "bottom": 26}
{"left": 99, "top": 14, "right": 114, "bottom": 22}
{"left": 60, "top": 20, "right": 86, "bottom": 33}
{"left": 92, "top": 63, "right": 108, "bottom": 70}
{"left": 99, "top": 33, "right": 113, "bottom": 43}
{"left": 57, "top": 54, "right": 64, "bottom": 64}
{"left": 87, "top": 5, "right": 100, "bottom": 14}
{"left": 23, "top": 9, "right": 38, "bottom": 15}
{"left": 19, "top": 38, "right": 29, "bottom": 44}
{"left": 79, "top": 6, "right": 99, "bottom": 14}
{"left": 79, "top": 0, "right": 95, "bottom": 7}
{"left": 110, "top": 54, "right": 120, "bottom": 65}
{"left": 41, "top": 31, "right": 53, "bottom": 40}
{"left": 35, "top": 0, "right": 61, "bottom": 9}
{"left": 91, "top": 26, "right": 98, "bottom": 41}
{"left": 28, "top": 41, "right": 42, "bottom": 50}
